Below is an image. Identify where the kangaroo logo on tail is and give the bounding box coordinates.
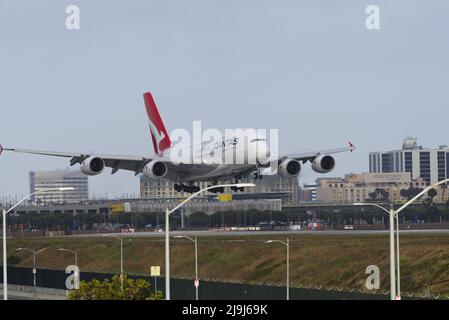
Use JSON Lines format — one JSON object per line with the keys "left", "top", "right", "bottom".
{"left": 143, "top": 92, "right": 171, "bottom": 156}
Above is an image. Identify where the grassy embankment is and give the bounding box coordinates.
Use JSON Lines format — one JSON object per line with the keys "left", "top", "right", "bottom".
{"left": 3, "top": 233, "right": 449, "bottom": 295}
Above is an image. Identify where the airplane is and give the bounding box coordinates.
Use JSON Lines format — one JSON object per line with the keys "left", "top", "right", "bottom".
{"left": 1, "top": 92, "right": 355, "bottom": 193}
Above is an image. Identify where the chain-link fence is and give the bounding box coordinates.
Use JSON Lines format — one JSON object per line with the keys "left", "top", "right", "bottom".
{"left": 0, "top": 266, "right": 389, "bottom": 300}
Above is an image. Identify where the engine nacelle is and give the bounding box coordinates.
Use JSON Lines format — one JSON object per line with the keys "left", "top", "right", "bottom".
{"left": 143, "top": 160, "right": 168, "bottom": 179}
{"left": 311, "top": 155, "right": 335, "bottom": 173}
{"left": 80, "top": 157, "right": 105, "bottom": 176}
{"left": 278, "top": 159, "right": 301, "bottom": 178}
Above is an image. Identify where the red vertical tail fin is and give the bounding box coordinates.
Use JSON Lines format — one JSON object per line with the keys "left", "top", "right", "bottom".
{"left": 143, "top": 92, "right": 171, "bottom": 156}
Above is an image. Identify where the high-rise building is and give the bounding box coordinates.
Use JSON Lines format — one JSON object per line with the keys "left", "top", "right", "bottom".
{"left": 29, "top": 169, "right": 88, "bottom": 204}
{"left": 369, "top": 137, "right": 449, "bottom": 185}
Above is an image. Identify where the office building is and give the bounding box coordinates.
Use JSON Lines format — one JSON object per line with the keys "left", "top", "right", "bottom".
{"left": 30, "top": 169, "right": 89, "bottom": 204}
{"left": 369, "top": 137, "right": 449, "bottom": 185}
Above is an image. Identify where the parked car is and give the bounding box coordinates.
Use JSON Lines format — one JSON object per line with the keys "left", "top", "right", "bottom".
{"left": 289, "top": 224, "right": 302, "bottom": 231}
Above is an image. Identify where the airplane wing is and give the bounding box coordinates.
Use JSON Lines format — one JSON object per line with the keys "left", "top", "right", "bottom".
{"left": 1, "top": 146, "right": 153, "bottom": 175}
{"left": 1, "top": 141, "right": 355, "bottom": 179}
{"left": 279, "top": 142, "right": 356, "bottom": 163}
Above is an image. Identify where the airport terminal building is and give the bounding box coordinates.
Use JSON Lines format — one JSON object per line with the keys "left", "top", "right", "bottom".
{"left": 369, "top": 137, "right": 449, "bottom": 185}
{"left": 140, "top": 174, "right": 299, "bottom": 204}
{"left": 29, "top": 169, "right": 89, "bottom": 204}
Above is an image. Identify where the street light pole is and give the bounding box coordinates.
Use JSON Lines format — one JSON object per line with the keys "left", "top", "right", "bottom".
{"left": 33, "top": 250, "right": 36, "bottom": 292}
{"left": 103, "top": 234, "right": 126, "bottom": 290}
{"left": 2, "top": 187, "right": 74, "bottom": 300}
{"left": 3, "top": 209, "right": 7, "bottom": 301}
{"left": 120, "top": 237, "right": 123, "bottom": 289}
{"left": 165, "top": 182, "right": 255, "bottom": 300}
{"left": 286, "top": 238, "right": 289, "bottom": 301}
{"left": 195, "top": 236, "right": 198, "bottom": 300}
{"left": 388, "top": 203, "right": 396, "bottom": 301}
{"left": 353, "top": 177, "right": 449, "bottom": 301}
{"left": 354, "top": 202, "right": 396, "bottom": 300}
{"left": 265, "top": 239, "right": 290, "bottom": 300}
{"left": 165, "top": 207, "right": 170, "bottom": 300}
{"left": 174, "top": 235, "right": 199, "bottom": 300}
{"left": 392, "top": 177, "right": 449, "bottom": 300}
{"left": 15, "top": 248, "right": 43, "bottom": 297}
{"left": 57, "top": 248, "right": 78, "bottom": 287}
{"left": 396, "top": 211, "right": 400, "bottom": 298}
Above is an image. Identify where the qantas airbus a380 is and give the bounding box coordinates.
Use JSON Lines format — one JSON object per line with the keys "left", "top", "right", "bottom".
{"left": 1, "top": 92, "right": 355, "bottom": 193}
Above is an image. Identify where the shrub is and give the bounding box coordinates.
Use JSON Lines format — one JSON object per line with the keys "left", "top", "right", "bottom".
{"left": 68, "top": 274, "right": 163, "bottom": 300}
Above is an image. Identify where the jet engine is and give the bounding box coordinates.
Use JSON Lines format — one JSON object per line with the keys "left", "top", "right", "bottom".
{"left": 143, "top": 160, "right": 168, "bottom": 179}
{"left": 278, "top": 159, "right": 301, "bottom": 178}
{"left": 311, "top": 155, "right": 335, "bottom": 173}
{"left": 80, "top": 157, "right": 105, "bottom": 176}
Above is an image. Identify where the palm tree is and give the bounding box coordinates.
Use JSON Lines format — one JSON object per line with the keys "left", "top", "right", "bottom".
{"left": 440, "top": 183, "right": 448, "bottom": 203}
{"left": 428, "top": 188, "right": 438, "bottom": 200}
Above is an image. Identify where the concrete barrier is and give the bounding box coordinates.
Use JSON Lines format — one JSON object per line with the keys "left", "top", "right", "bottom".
{"left": 0, "top": 284, "right": 67, "bottom": 299}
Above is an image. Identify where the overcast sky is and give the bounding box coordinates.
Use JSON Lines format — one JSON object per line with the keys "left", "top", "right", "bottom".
{"left": 1, "top": 1, "right": 448, "bottom": 199}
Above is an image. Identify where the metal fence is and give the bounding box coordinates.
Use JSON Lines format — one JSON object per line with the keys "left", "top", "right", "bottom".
{"left": 1, "top": 266, "right": 388, "bottom": 300}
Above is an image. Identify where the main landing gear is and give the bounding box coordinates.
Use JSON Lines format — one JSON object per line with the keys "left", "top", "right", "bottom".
{"left": 174, "top": 181, "right": 247, "bottom": 194}
{"left": 207, "top": 186, "right": 224, "bottom": 193}
{"left": 174, "top": 184, "right": 200, "bottom": 193}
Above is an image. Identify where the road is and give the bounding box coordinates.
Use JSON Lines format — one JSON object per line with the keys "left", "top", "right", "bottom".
{"left": 0, "top": 292, "right": 66, "bottom": 300}
{"left": 1, "top": 294, "right": 35, "bottom": 300}
{"left": 67, "top": 228, "right": 449, "bottom": 239}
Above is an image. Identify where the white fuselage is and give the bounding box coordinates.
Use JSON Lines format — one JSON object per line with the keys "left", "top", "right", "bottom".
{"left": 157, "top": 130, "right": 270, "bottom": 182}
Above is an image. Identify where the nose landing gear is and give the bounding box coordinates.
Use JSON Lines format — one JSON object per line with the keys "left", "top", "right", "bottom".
{"left": 253, "top": 172, "right": 263, "bottom": 180}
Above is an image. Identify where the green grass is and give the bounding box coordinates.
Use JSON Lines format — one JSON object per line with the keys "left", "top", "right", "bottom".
{"left": 3, "top": 233, "right": 449, "bottom": 295}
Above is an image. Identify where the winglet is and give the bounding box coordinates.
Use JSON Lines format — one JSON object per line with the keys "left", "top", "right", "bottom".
{"left": 348, "top": 141, "right": 356, "bottom": 152}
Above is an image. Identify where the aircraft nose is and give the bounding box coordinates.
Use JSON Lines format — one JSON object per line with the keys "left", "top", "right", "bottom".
{"left": 256, "top": 141, "right": 270, "bottom": 163}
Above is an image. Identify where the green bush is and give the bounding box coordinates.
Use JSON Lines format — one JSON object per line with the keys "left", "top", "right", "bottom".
{"left": 68, "top": 274, "right": 163, "bottom": 300}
